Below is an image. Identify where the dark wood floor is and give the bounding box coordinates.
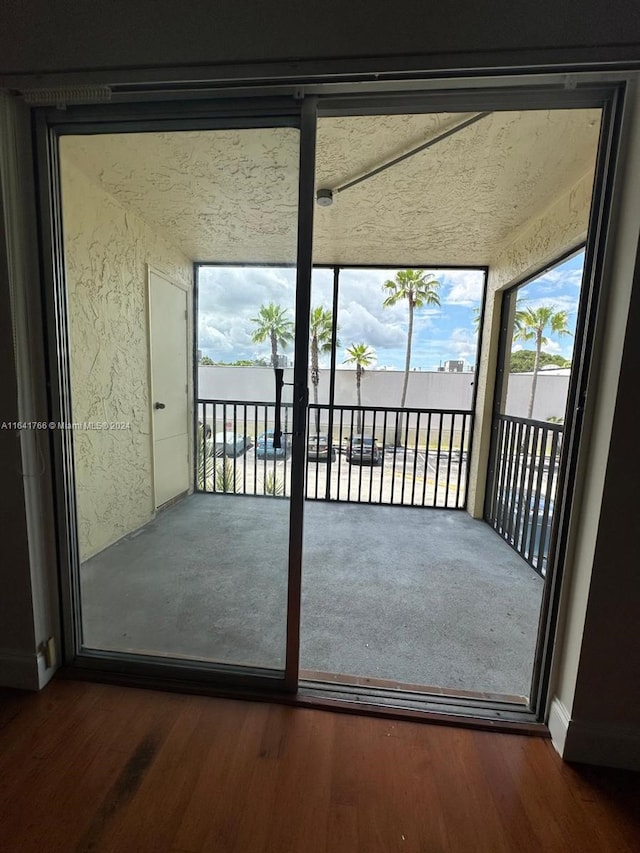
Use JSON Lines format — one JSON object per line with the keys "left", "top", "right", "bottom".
{"left": 1, "top": 680, "right": 639, "bottom": 852}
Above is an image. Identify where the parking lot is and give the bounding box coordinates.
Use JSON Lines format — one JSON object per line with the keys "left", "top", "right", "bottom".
{"left": 207, "top": 441, "right": 468, "bottom": 507}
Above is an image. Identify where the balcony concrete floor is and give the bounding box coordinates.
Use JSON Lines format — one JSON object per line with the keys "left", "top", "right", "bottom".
{"left": 80, "top": 494, "right": 544, "bottom": 699}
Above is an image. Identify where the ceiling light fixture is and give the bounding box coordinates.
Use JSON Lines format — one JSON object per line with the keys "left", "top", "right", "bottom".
{"left": 316, "top": 188, "right": 334, "bottom": 207}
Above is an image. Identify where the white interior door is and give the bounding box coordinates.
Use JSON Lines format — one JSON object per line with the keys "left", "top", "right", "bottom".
{"left": 149, "top": 268, "right": 190, "bottom": 508}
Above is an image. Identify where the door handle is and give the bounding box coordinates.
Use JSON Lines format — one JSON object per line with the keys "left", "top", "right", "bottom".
{"left": 154, "top": 402, "right": 166, "bottom": 410}
{"left": 273, "top": 368, "right": 283, "bottom": 448}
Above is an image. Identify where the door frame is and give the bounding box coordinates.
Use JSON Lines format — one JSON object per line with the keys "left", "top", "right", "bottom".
{"left": 147, "top": 264, "right": 193, "bottom": 511}
{"left": 34, "top": 79, "right": 627, "bottom": 725}
{"left": 36, "top": 97, "right": 315, "bottom": 691}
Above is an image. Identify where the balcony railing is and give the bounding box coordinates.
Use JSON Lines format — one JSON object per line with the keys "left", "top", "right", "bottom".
{"left": 485, "top": 414, "right": 563, "bottom": 576}
{"left": 197, "top": 398, "right": 473, "bottom": 509}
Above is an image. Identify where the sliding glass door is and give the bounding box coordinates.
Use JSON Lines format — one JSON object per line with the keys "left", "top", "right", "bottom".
{"left": 39, "top": 84, "right": 620, "bottom": 724}
{"left": 44, "top": 104, "right": 313, "bottom": 686}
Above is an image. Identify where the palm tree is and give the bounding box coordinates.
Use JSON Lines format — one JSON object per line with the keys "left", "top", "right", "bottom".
{"left": 250, "top": 302, "right": 294, "bottom": 368}
{"left": 309, "top": 306, "right": 338, "bottom": 431}
{"left": 383, "top": 269, "right": 440, "bottom": 443}
{"left": 513, "top": 305, "right": 572, "bottom": 419}
{"left": 472, "top": 305, "right": 482, "bottom": 334}
{"left": 383, "top": 269, "right": 441, "bottom": 407}
{"left": 343, "top": 343, "right": 375, "bottom": 433}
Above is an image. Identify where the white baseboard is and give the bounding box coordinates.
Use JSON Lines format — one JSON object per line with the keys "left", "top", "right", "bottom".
{"left": 548, "top": 696, "right": 571, "bottom": 756}
{"left": 36, "top": 649, "right": 57, "bottom": 688}
{"left": 548, "top": 694, "right": 640, "bottom": 770}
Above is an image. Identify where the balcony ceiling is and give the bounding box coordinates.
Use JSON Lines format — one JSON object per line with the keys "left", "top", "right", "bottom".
{"left": 61, "top": 108, "right": 600, "bottom": 266}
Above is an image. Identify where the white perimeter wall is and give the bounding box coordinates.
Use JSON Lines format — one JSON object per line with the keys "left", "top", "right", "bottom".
{"left": 199, "top": 365, "right": 568, "bottom": 422}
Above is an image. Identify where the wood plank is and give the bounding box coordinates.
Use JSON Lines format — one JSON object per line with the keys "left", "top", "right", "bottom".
{"left": 0, "top": 679, "right": 638, "bottom": 853}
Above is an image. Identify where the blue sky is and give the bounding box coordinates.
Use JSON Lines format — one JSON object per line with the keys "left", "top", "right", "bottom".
{"left": 512, "top": 251, "right": 583, "bottom": 363}
{"left": 198, "top": 251, "right": 584, "bottom": 371}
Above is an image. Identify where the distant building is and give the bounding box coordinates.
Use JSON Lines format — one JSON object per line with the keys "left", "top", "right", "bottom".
{"left": 439, "top": 359, "right": 466, "bottom": 373}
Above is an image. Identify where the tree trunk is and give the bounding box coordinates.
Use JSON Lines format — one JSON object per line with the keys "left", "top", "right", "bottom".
{"left": 270, "top": 331, "right": 278, "bottom": 369}
{"left": 528, "top": 332, "right": 542, "bottom": 419}
{"left": 396, "top": 299, "right": 414, "bottom": 445}
{"left": 356, "top": 366, "right": 362, "bottom": 434}
{"left": 401, "top": 300, "right": 414, "bottom": 408}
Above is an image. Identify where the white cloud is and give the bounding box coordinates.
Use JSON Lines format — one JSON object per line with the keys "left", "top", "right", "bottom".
{"left": 446, "top": 327, "right": 479, "bottom": 359}
{"left": 535, "top": 267, "right": 583, "bottom": 289}
{"left": 337, "top": 300, "right": 404, "bottom": 350}
{"left": 437, "top": 269, "right": 486, "bottom": 306}
{"left": 196, "top": 264, "right": 486, "bottom": 369}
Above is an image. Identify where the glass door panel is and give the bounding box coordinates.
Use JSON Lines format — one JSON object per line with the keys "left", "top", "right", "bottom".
{"left": 301, "top": 106, "right": 600, "bottom": 704}
{"left": 59, "top": 125, "right": 300, "bottom": 674}
{"left": 486, "top": 250, "right": 584, "bottom": 577}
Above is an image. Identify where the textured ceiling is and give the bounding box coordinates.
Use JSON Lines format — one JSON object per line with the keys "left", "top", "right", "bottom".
{"left": 61, "top": 109, "right": 601, "bottom": 266}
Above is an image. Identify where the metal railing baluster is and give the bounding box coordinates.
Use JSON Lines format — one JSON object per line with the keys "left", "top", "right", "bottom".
{"left": 484, "top": 413, "right": 563, "bottom": 571}
{"left": 390, "top": 411, "right": 399, "bottom": 504}
{"left": 233, "top": 404, "right": 238, "bottom": 493}
{"left": 336, "top": 408, "right": 344, "bottom": 501}
{"left": 400, "top": 411, "right": 410, "bottom": 505}
{"left": 370, "top": 409, "right": 378, "bottom": 504}
{"left": 455, "top": 414, "right": 466, "bottom": 508}
{"left": 422, "top": 413, "right": 432, "bottom": 507}
{"left": 411, "top": 413, "right": 421, "bottom": 506}
{"left": 444, "top": 414, "right": 454, "bottom": 508}
{"left": 513, "top": 421, "right": 531, "bottom": 552}
{"left": 243, "top": 404, "right": 247, "bottom": 494}
{"left": 357, "top": 409, "right": 365, "bottom": 504}
{"left": 195, "top": 398, "right": 479, "bottom": 513}
{"left": 380, "top": 410, "right": 388, "bottom": 505}
{"left": 347, "top": 408, "right": 355, "bottom": 502}
{"left": 434, "top": 414, "right": 444, "bottom": 507}
{"left": 212, "top": 402, "right": 218, "bottom": 493}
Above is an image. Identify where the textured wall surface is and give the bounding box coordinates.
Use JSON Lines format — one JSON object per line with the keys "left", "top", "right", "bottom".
{"left": 314, "top": 110, "right": 600, "bottom": 266}
{"left": 487, "top": 170, "right": 597, "bottom": 293}
{"left": 62, "top": 112, "right": 599, "bottom": 267}
{"left": 65, "top": 129, "right": 300, "bottom": 264}
{"left": 467, "top": 167, "right": 597, "bottom": 514}
{"left": 60, "top": 152, "right": 192, "bottom": 560}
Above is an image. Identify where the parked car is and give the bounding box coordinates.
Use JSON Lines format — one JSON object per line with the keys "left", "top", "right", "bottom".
{"left": 346, "top": 434, "right": 381, "bottom": 465}
{"left": 255, "top": 430, "right": 290, "bottom": 459}
{"left": 307, "top": 432, "right": 336, "bottom": 462}
{"left": 214, "top": 431, "right": 250, "bottom": 457}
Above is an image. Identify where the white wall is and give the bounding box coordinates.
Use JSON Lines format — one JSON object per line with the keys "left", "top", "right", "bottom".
{"left": 199, "top": 365, "right": 569, "bottom": 424}
{"left": 199, "top": 366, "right": 480, "bottom": 444}
{"left": 198, "top": 365, "right": 477, "bottom": 410}
{"left": 61, "top": 152, "right": 192, "bottom": 560}
{"left": 504, "top": 374, "right": 570, "bottom": 421}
